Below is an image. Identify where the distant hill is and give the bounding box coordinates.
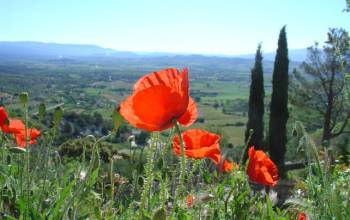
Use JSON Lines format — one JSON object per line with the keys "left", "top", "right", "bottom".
{"left": 0, "top": 41, "right": 307, "bottom": 61}
{"left": 0, "top": 41, "right": 302, "bottom": 75}
{"left": 235, "top": 48, "right": 308, "bottom": 62}
{"left": 0, "top": 41, "right": 138, "bottom": 59}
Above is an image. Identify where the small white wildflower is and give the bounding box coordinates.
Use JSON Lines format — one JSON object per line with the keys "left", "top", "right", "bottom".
{"left": 79, "top": 170, "right": 87, "bottom": 181}
{"left": 127, "top": 135, "right": 135, "bottom": 142}
{"left": 131, "top": 140, "right": 138, "bottom": 148}
{"left": 268, "top": 190, "right": 278, "bottom": 206}
{"left": 296, "top": 189, "right": 302, "bottom": 196}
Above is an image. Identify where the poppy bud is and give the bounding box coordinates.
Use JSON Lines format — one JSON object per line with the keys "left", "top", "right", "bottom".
{"left": 39, "top": 102, "right": 46, "bottom": 121}
{"left": 19, "top": 92, "right": 28, "bottom": 105}
{"left": 53, "top": 106, "right": 63, "bottom": 128}
{"left": 112, "top": 108, "right": 123, "bottom": 133}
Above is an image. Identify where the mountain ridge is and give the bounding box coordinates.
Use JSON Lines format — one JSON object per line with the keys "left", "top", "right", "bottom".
{"left": 0, "top": 41, "right": 307, "bottom": 62}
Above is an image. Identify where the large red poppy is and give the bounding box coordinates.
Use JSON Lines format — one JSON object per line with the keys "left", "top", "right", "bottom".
{"left": 247, "top": 146, "right": 278, "bottom": 186}
{"left": 119, "top": 68, "right": 197, "bottom": 131}
{"left": 173, "top": 129, "right": 221, "bottom": 164}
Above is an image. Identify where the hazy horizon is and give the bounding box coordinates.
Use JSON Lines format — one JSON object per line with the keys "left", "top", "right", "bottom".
{"left": 0, "top": 40, "right": 310, "bottom": 57}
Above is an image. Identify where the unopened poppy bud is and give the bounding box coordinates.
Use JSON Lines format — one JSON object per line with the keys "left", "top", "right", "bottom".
{"left": 19, "top": 92, "right": 28, "bottom": 105}
{"left": 53, "top": 106, "right": 63, "bottom": 128}
{"left": 39, "top": 102, "right": 46, "bottom": 120}
{"left": 112, "top": 108, "right": 123, "bottom": 133}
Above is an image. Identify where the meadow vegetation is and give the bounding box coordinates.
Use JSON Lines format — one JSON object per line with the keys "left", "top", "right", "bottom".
{"left": 0, "top": 25, "right": 350, "bottom": 220}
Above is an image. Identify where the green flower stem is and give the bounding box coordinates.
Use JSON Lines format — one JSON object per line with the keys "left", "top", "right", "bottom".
{"left": 132, "top": 147, "right": 144, "bottom": 199}
{"left": 174, "top": 121, "right": 186, "bottom": 191}
{"left": 138, "top": 132, "right": 157, "bottom": 219}
{"left": 39, "top": 129, "right": 56, "bottom": 211}
{"left": 23, "top": 100, "right": 30, "bottom": 219}
{"left": 158, "top": 128, "right": 173, "bottom": 209}
{"left": 110, "top": 156, "right": 114, "bottom": 208}
{"left": 19, "top": 153, "right": 24, "bottom": 198}
{"left": 160, "top": 174, "right": 168, "bottom": 210}
{"left": 172, "top": 121, "right": 187, "bottom": 216}
{"left": 188, "top": 160, "right": 201, "bottom": 191}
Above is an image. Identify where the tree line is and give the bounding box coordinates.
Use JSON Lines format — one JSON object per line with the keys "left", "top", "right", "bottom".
{"left": 243, "top": 26, "right": 350, "bottom": 177}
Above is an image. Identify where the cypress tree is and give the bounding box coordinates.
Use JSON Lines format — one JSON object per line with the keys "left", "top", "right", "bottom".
{"left": 269, "top": 26, "right": 289, "bottom": 177}
{"left": 243, "top": 44, "right": 265, "bottom": 162}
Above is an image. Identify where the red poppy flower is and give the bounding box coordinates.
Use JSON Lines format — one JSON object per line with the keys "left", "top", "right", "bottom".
{"left": 219, "top": 160, "right": 239, "bottom": 173}
{"left": 2, "top": 119, "right": 40, "bottom": 148}
{"left": 0, "top": 107, "right": 8, "bottom": 128}
{"left": 14, "top": 127, "right": 41, "bottom": 147}
{"left": 1, "top": 119, "right": 24, "bottom": 134}
{"left": 222, "top": 160, "right": 233, "bottom": 172}
{"left": 297, "top": 212, "right": 307, "bottom": 220}
{"left": 173, "top": 129, "right": 221, "bottom": 164}
{"left": 186, "top": 195, "right": 195, "bottom": 208}
{"left": 247, "top": 146, "right": 278, "bottom": 186}
{"left": 119, "top": 68, "right": 197, "bottom": 131}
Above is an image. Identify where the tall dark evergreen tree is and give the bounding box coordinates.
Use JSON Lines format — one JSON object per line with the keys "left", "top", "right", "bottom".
{"left": 243, "top": 44, "right": 265, "bottom": 162}
{"left": 269, "top": 26, "right": 289, "bottom": 177}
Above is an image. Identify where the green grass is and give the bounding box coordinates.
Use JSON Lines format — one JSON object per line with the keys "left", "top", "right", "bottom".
{"left": 191, "top": 81, "right": 250, "bottom": 102}
{"left": 191, "top": 105, "right": 247, "bottom": 146}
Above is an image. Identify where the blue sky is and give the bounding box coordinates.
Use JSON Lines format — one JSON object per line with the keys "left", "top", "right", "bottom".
{"left": 0, "top": 0, "right": 349, "bottom": 55}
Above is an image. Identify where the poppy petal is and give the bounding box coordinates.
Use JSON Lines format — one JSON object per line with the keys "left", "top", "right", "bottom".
{"left": 186, "top": 194, "right": 194, "bottom": 208}
{"left": 120, "top": 68, "right": 192, "bottom": 131}
{"left": 2, "top": 119, "right": 25, "bottom": 134}
{"left": 223, "top": 160, "right": 233, "bottom": 173}
{"left": 263, "top": 158, "right": 279, "bottom": 182}
{"left": 173, "top": 129, "right": 221, "bottom": 164}
{"left": 297, "top": 212, "right": 307, "bottom": 220}
{"left": 28, "top": 128, "right": 40, "bottom": 144}
{"left": 177, "top": 97, "right": 197, "bottom": 127}
{"left": 247, "top": 147, "right": 279, "bottom": 186}
{"left": 120, "top": 85, "right": 185, "bottom": 131}
{"left": 133, "top": 68, "right": 188, "bottom": 96}
{"left": 13, "top": 127, "right": 41, "bottom": 148}
{"left": 259, "top": 166, "right": 275, "bottom": 185}
{"left": 0, "top": 107, "right": 8, "bottom": 127}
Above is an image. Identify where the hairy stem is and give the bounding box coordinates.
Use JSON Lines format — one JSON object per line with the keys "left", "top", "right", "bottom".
{"left": 138, "top": 132, "right": 157, "bottom": 219}
{"left": 23, "top": 101, "right": 30, "bottom": 219}
{"left": 171, "top": 121, "right": 187, "bottom": 217}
